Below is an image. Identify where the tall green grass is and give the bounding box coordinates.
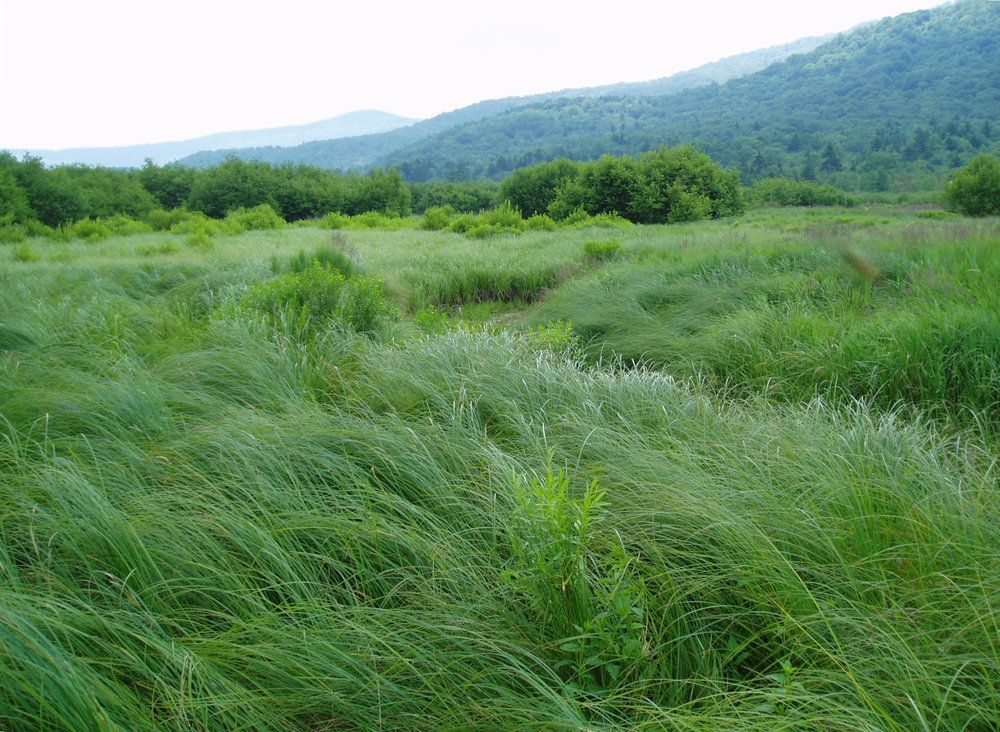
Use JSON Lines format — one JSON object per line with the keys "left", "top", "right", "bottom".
{"left": 528, "top": 217, "right": 1000, "bottom": 431}
{"left": 1, "top": 209, "right": 998, "bottom": 728}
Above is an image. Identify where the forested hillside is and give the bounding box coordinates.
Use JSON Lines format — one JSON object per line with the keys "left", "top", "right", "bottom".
{"left": 177, "top": 35, "right": 829, "bottom": 169}
{"left": 380, "top": 0, "right": 998, "bottom": 188}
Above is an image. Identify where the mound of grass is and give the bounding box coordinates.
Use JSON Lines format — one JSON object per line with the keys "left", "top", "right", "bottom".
{"left": 529, "top": 219, "right": 1000, "bottom": 430}
{"left": 240, "top": 262, "right": 395, "bottom": 338}
{"left": 583, "top": 239, "right": 622, "bottom": 262}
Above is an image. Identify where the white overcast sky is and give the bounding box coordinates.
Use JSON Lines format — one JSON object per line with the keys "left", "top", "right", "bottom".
{"left": 0, "top": 0, "right": 946, "bottom": 149}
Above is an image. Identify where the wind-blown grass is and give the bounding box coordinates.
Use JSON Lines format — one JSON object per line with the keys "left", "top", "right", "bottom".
{"left": 1, "top": 209, "right": 998, "bottom": 729}
{"left": 528, "top": 216, "right": 1000, "bottom": 432}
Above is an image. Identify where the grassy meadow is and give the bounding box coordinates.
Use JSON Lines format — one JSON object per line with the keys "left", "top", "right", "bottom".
{"left": 1, "top": 206, "right": 999, "bottom": 729}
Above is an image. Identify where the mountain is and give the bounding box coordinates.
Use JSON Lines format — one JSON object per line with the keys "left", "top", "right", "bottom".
{"left": 177, "top": 34, "right": 831, "bottom": 169}
{"left": 373, "top": 0, "right": 999, "bottom": 185}
{"left": 7, "top": 110, "right": 417, "bottom": 168}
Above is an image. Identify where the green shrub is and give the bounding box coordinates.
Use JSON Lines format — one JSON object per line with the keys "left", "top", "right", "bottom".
{"left": 666, "top": 184, "right": 713, "bottom": 223}
{"left": 587, "top": 212, "right": 632, "bottom": 228}
{"left": 448, "top": 214, "right": 476, "bottom": 234}
{"left": 465, "top": 224, "right": 501, "bottom": 239}
{"left": 421, "top": 205, "right": 456, "bottom": 231}
{"left": 319, "top": 212, "right": 351, "bottom": 229}
{"left": 560, "top": 209, "right": 633, "bottom": 229}
{"left": 583, "top": 240, "right": 622, "bottom": 262}
{"left": 340, "top": 276, "right": 397, "bottom": 335}
{"left": 477, "top": 200, "right": 525, "bottom": 233}
{"left": 146, "top": 208, "right": 197, "bottom": 231}
{"left": 527, "top": 320, "right": 579, "bottom": 354}
{"left": 749, "top": 178, "right": 855, "bottom": 207}
{"left": 525, "top": 214, "right": 558, "bottom": 231}
{"left": 169, "top": 211, "right": 223, "bottom": 236}
{"left": 351, "top": 211, "right": 402, "bottom": 230}
{"left": 223, "top": 203, "right": 285, "bottom": 232}
{"left": 185, "top": 231, "right": 214, "bottom": 250}
{"left": 103, "top": 215, "right": 153, "bottom": 237}
{"left": 944, "top": 154, "right": 1000, "bottom": 216}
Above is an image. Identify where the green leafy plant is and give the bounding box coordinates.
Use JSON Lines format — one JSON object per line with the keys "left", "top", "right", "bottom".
{"left": 944, "top": 154, "right": 1000, "bottom": 216}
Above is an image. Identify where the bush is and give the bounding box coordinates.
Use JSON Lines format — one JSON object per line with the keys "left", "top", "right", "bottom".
{"left": 147, "top": 208, "right": 197, "bottom": 231}
{"left": 318, "top": 212, "right": 351, "bottom": 229}
{"left": 944, "top": 154, "right": 1000, "bottom": 216}
{"left": 749, "top": 178, "right": 855, "bottom": 207}
{"left": 583, "top": 240, "right": 622, "bottom": 262}
{"left": 421, "top": 205, "right": 456, "bottom": 231}
{"left": 48, "top": 216, "right": 152, "bottom": 243}
{"left": 478, "top": 200, "right": 525, "bottom": 232}
{"left": 223, "top": 203, "right": 285, "bottom": 232}
{"left": 185, "top": 231, "right": 214, "bottom": 250}
{"left": 169, "top": 211, "right": 223, "bottom": 236}
{"left": 525, "top": 214, "right": 557, "bottom": 231}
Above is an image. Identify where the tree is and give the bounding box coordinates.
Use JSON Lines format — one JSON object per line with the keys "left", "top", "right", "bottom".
{"left": 821, "top": 142, "right": 842, "bottom": 173}
{"left": 500, "top": 159, "right": 579, "bottom": 216}
{"left": 944, "top": 154, "right": 1000, "bottom": 216}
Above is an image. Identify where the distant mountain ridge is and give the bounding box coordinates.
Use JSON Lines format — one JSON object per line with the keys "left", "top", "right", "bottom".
{"left": 7, "top": 110, "right": 417, "bottom": 168}
{"left": 177, "top": 34, "right": 832, "bottom": 169}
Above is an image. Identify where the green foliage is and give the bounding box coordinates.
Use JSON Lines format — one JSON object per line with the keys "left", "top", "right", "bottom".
{"left": 410, "top": 180, "right": 500, "bottom": 213}
{"left": 145, "top": 207, "right": 198, "bottom": 231}
{"left": 944, "top": 154, "right": 1000, "bottom": 216}
{"left": 526, "top": 319, "right": 579, "bottom": 354}
{"left": 501, "top": 159, "right": 581, "bottom": 216}
{"left": 243, "top": 263, "right": 394, "bottom": 337}
{"left": 749, "top": 178, "right": 856, "bottom": 207}
{"left": 421, "top": 205, "right": 456, "bottom": 231}
{"left": 187, "top": 158, "right": 282, "bottom": 218}
{"left": 0, "top": 166, "right": 35, "bottom": 224}
{"left": 369, "top": 2, "right": 1000, "bottom": 190}
{"left": 319, "top": 211, "right": 411, "bottom": 230}
{"left": 223, "top": 203, "right": 285, "bottom": 231}
{"left": 583, "top": 240, "right": 622, "bottom": 262}
{"left": 344, "top": 168, "right": 411, "bottom": 217}
{"left": 48, "top": 215, "right": 154, "bottom": 243}
{"left": 518, "top": 147, "right": 743, "bottom": 224}
{"left": 525, "top": 214, "right": 558, "bottom": 231}
{"left": 136, "top": 159, "right": 197, "bottom": 209}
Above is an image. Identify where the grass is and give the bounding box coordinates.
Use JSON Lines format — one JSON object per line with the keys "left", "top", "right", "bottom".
{"left": 527, "top": 212, "right": 1000, "bottom": 433}
{"left": 0, "top": 207, "right": 998, "bottom": 729}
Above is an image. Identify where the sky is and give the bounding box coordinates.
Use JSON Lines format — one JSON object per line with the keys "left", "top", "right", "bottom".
{"left": 0, "top": 0, "right": 947, "bottom": 150}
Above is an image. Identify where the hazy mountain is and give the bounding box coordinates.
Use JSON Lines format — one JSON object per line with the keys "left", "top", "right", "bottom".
{"left": 7, "top": 110, "right": 417, "bottom": 168}
{"left": 178, "top": 34, "right": 831, "bottom": 169}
